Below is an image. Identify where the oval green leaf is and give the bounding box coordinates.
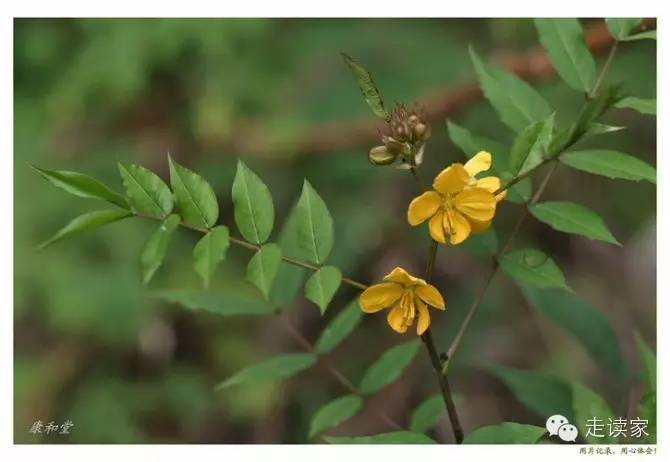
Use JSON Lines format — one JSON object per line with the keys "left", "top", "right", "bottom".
{"left": 246, "top": 243, "right": 282, "bottom": 300}
{"left": 522, "top": 287, "right": 627, "bottom": 377}
{"left": 193, "top": 225, "right": 230, "bottom": 288}
{"left": 500, "top": 248, "right": 571, "bottom": 292}
{"left": 231, "top": 160, "right": 275, "bottom": 244}
{"left": 38, "top": 209, "right": 132, "bottom": 249}
{"left": 614, "top": 97, "right": 656, "bottom": 115}
{"left": 534, "top": 18, "right": 596, "bottom": 93}
{"left": 118, "top": 162, "right": 173, "bottom": 218}
{"left": 168, "top": 155, "right": 219, "bottom": 229}
{"left": 485, "top": 364, "right": 574, "bottom": 423}
{"left": 359, "top": 340, "right": 420, "bottom": 395}
{"left": 151, "top": 289, "right": 275, "bottom": 316}
{"left": 324, "top": 431, "right": 435, "bottom": 444}
{"left": 529, "top": 201, "right": 620, "bottom": 245}
{"left": 292, "top": 179, "right": 334, "bottom": 264}
{"left": 463, "top": 422, "right": 546, "bottom": 444}
{"left": 469, "top": 46, "right": 552, "bottom": 133}
{"left": 342, "top": 53, "right": 389, "bottom": 120}
{"left": 561, "top": 149, "right": 656, "bottom": 184}
{"left": 141, "top": 214, "right": 181, "bottom": 284}
{"left": 309, "top": 395, "right": 363, "bottom": 438}
{"left": 33, "top": 166, "right": 129, "bottom": 209}
{"left": 315, "top": 299, "right": 363, "bottom": 355}
{"left": 409, "top": 394, "right": 444, "bottom": 433}
{"left": 215, "top": 353, "right": 317, "bottom": 390}
{"left": 305, "top": 266, "right": 342, "bottom": 315}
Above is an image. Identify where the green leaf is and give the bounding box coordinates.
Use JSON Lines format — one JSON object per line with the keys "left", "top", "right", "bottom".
{"left": 522, "top": 287, "right": 627, "bottom": 376}
{"left": 341, "top": 53, "right": 389, "bottom": 120}
{"left": 635, "top": 332, "right": 656, "bottom": 393}
{"left": 324, "top": 431, "right": 435, "bottom": 444}
{"left": 606, "top": 18, "right": 642, "bottom": 40}
{"left": 309, "top": 395, "right": 363, "bottom": 438}
{"left": 215, "top": 353, "right": 317, "bottom": 390}
{"left": 151, "top": 289, "right": 275, "bottom": 316}
{"left": 38, "top": 209, "right": 132, "bottom": 249}
{"left": 500, "top": 171, "right": 532, "bottom": 204}
{"left": 615, "top": 97, "right": 656, "bottom": 115}
{"left": 32, "top": 166, "right": 129, "bottom": 209}
{"left": 508, "top": 115, "right": 554, "bottom": 176}
{"left": 193, "top": 226, "right": 230, "bottom": 288}
{"left": 469, "top": 46, "right": 552, "bottom": 133}
{"left": 168, "top": 155, "right": 218, "bottom": 229}
{"left": 485, "top": 364, "right": 574, "bottom": 422}
{"left": 446, "top": 120, "right": 507, "bottom": 162}
{"left": 304, "top": 266, "right": 342, "bottom": 314}
{"left": 140, "top": 214, "right": 181, "bottom": 284}
{"left": 292, "top": 180, "right": 334, "bottom": 264}
{"left": 269, "top": 211, "right": 307, "bottom": 306}
{"left": 409, "top": 394, "right": 443, "bottom": 433}
{"left": 246, "top": 243, "right": 283, "bottom": 300}
{"left": 561, "top": 150, "right": 656, "bottom": 184}
{"left": 582, "top": 123, "right": 626, "bottom": 139}
{"left": 534, "top": 19, "right": 597, "bottom": 93}
{"left": 314, "top": 299, "right": 363, "bottom": 355}
{"left": 359, "top": 340, "right": 420, "bottom": 395}
{"left": 118, "top": 162, "right": 173, "bottom": 218}
{"left": 530, "top": 201, "right": 620, "bottom": 245}
{"left": 231, "top": 160, "right": 275, "bottom": 244}
{"left": 621, "top": 30, "right": 656, "bottom": 41}
{"left": 464, "top": 422, "right": 546, "bottom": 444}
{"left": 500, "top": 248, "right": 571, "bottom": 291}
{"left": 572, "top": 382, "right": 616, "bottom": 444}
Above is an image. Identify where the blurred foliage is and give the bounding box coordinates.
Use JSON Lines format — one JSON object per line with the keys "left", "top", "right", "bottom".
{"left": 14, "top": 18, "right": 655, "bottom": 443}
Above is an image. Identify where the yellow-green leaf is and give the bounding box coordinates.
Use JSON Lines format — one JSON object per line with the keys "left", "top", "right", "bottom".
{"left": 246, "top": 243, "right": 282, "bottom": 300}
{"left": 231, "top": 160, "right": 275, "bottom": 244}
{"left": 168, "top": 155, "right": 218, "bottom": 229}
{"left": 561, "top": 150, "right": 656, "bottom": 184}
{"left": 305, "top": 266, "right": 342, "bottom": 314}
{"left": 193, "top": 226, "right": 230, "bottom": 288}
{"left": 118, "top": 162, "right": 173, "bottom": 218}
{"left": 33, "top": 166, "right": 129, "bottom": 209}
{"left": 38, "top": 209, "right": 132, "bottom": 249}
{"left": 140, "top": 214, "right": 181, "bottom": 284}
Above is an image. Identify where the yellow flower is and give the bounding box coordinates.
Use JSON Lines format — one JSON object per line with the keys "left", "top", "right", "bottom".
{"left": 407, "top": 151, "right": 504, "bottom": 245}
{"left": 359, "top": 267, "right": 445, "bottom": 335}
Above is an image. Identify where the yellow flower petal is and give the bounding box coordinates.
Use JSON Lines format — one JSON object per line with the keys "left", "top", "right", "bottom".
{"left": 416, "top": 301, "right": 431, "bottom": 335}
{"left": 444, "top": 209, "right": 471, "bottom": 245}
{"left": 359, "top": 283, "right": 403, "bottom": 313}
{"left": 387, "top": 304, "right": 409, "bottom": 333}
{"left": 476, "top": 176, "right": 506, "bottom": 202}
{"left": 469, "top": 218, "right": 491, "bottom": 234}
{"left": 453, "top": 188, "right": 496, "bottom": 222}
{"left": 428, "top": 210, "right": 447, "bottom": 244}
{"left": 407, "top": 191, "right": 442, "bottom": 226}
{"left": 415, "top": 285, "right": 445, "bottom": 310}
{"left": 433, "top": 164, "right": 469, "bottom": 195}
{"left": 464, "top": 151, "right": 492, "bottom": 177}
{"left": 383, "top": 267, "right": 426, "bottom": 287}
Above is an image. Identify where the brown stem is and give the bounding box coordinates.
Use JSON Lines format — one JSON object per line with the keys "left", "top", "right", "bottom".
{"left": 277, "top": 313, "right": 402, "bottom": 431}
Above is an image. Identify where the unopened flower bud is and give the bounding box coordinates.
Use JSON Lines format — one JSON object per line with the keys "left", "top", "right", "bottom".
{"left": 408, "top": 114, "right": 419, "bottom": 126}
{"left": 368, "top": 146, "right": 397, "bottom": 166}
{"left": 413, "top": 123, "right": 427, "bottom": 139}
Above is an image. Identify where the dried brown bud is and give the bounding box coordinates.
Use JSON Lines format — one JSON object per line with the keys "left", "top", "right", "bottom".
{"left": 368, "top": 145, "right": 397, "bottom": 166}
{"left": 413, "top": 123, "right": 427, "bottom": 139}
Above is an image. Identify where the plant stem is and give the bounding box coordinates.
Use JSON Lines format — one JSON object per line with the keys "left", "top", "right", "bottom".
{"left": 277, "top": 313, "right": 402, "bottom": 430}
{"left": 590, "top": 41, "right": 618, "bottom": 99}
{"left": 134, "top": 214, "right": 368, "bottom": 291}
{"left": 420, "top": 240, "right": 464, "bottom": 444}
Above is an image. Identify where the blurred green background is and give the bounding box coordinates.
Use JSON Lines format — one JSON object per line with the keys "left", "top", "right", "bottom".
{"left": 14, "top": 18, "right": 656, "bottom": 443}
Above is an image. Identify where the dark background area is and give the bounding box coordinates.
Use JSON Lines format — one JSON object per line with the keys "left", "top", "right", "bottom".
{"left": 14, "top": 18, "right": 656, "bottom": 443}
